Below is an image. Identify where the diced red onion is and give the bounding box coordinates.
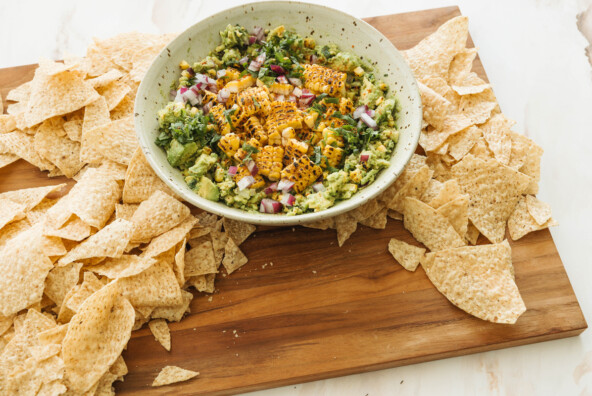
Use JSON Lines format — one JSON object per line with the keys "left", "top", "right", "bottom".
{"left": 292, "top": 87, "right": 302, "bottom": 98}
{"left": 264, "top": 182, "right": 278, "bottom": 194}
{"left": 277, "top": 179, "right": 294, "bottom": 192}
{"left": 270, "top": 64, "right": 286, "bottom": 75}
{"left": 366, "top": 109, "right": 375, "bottom": 118}
{"left": 288, "top": 77, "right": 302, "bottom": 87}
{"left": 174, "top": 91, "right": 184, "bottom": 103}
{"left": 206, "top": 83, "right": 218, "bottom": 93}
{"left": 252, "top": 26, "right": 265, "bottom": 42}
{"left": 202, "top": 101, "right": 213, "bottom": 114}
{"left": 182, "top": 89, "right": 201, "bottom": 105}
{"left": 299, "top": 95, "right": 315, "bottom": 106}
{"left": 246, "top": 160, "right": 258, "bottom": 176}
{"left": 179, "top": 86, "right": 188, "bottom": 94}
{"left": 194, "top": 74, "right": 212, "bottom": 86}
{"left": 287, "top": 95, "right": 297, "bottom": 103}
{"left": 239, "top": 56, "right": 249, "bottom": 64}
{"left": 353, "top": 105, "right": 368, "bottom": 119}
{"left": 360, "top": 113, "right": 378, "bottom": 130}
{"left": 360, "top": 154, "right": 370, "bottom": 163}
{"left": 312, "top": 182, "right": 325, "bottom": 192}
{"left": 260, "top": 198, "right": 281, "bottom": 214}
{"left": 255, "top": 53, "right": 266, "bottom": 64}
{"left": 280, "top": 193, "right": 296, "bottom": 206}
{"left": 217, "top": 69, "right": 227, "bottom": 78}
{"left": 277, "top": 75, "right": 288, "bottom": 84}
{"left": 310, "top": 54, "right": 318, "bottom": 64}
{"left": 248, "top": 60, "right": 261, "bottom": 72}
{"left": 228, "top": 166, "right": 237, "bottom": 175}
{"left": 186, "top": 67, "right": 195, "bottom": 77}
{"left": 248, "top": 35, "right": 257, "bottom": 45}
{"left": 237, "top": 175, "right": 255, "bottom": 191}
{"left": 217, "top": 88, "right": 231, "bottom": 103}
{"left": 275, "top": 94, "right": 285, "bottom": 102}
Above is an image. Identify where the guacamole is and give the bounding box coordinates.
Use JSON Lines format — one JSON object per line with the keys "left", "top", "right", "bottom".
{"left": 155, "top": 24, "right": 400, "bottom": 215}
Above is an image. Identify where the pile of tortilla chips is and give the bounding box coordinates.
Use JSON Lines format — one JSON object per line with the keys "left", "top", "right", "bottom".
{"left": 0, "top": 16, "right": 557, "bottom": 394}
{"left": 308, "top": 16, "right": 555, "bottom": 325}
{"left": 0, "top": 32, "right": 259, "bottom": 394}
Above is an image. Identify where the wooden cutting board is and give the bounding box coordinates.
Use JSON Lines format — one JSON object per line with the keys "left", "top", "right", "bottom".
{"left": 0, "top": 6, "right": 587, "bottom": 396}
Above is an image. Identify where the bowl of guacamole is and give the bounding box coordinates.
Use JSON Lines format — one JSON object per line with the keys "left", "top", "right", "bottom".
{"left": 135, "top": 1, "right": 422, "bottom": 226}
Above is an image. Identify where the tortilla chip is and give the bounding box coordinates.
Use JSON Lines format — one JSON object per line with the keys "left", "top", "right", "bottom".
{"left": 110, "top": 96, "right": 134, "bottom": 121}
{"left": 148, "top": 319, "right": 171, "bottom": 351}
{"left": 81, "top": 115, "right": 137, "bottom": 165}
{"left": 82, "top": 96, "right": 110, "bottom": 134}
{"left": 44, "top": 263, "right": 82, "bottom": 308}
{"left": 24, "top": 67, "right": 100, "bottom": 127}
{"left": 150, "top": 290, "right": 193, "bottom": 322}
{"left": 0, "top": 227, "right": 53, "bottom": 316}
{"left": 468, "top": 136, "right": 494, "bottom": 162}
{"left": 0, "top": 198, "right": 26, "bottom": 230}
{"left": 220, "top": 237, "right": 249, "bottom": 274}
{"left": 422, "top": 241, "right": 526, "bottom": 323}
{"left": 96, "top": 81, "right": 131, "bottom": 111}
{"left": 388, "top": 238, "right": 426, "bottom": 271}
{"left": 0, "top": 153, "right": 18, "bottom": 169}
{"left": 0, "top": 218, "right": 31, "bottom": 251}
{"left": 5, "top": 354, "right": 65, "bottom": 395}
{"left": 44, "top": 216, "right": 92, "bottom": 242}
{"left": 123, "top": 147, "right": 177, "bottom": 203}
{"left": 465, "top": 222, "right": 480, "bottom": 245}
{"left": 130, "top": 191, "right": 190, "bottom": 243}
{"left": 302, "top": 218, "right": 335, "bottom": 230}
{"left": 387, "top": 165, "right": 433, "bottom": 212}
{"left": 480, "top": 114, "right": 513, "bottom": 165}
{"left": 87, "top": 69, "right": 124, "bottom": 89}
{"left": 34, "top": 122, "right": 85, "bottom": 177}
{"left": 508, "top": 196, "right": 557, "bottom": 240}
{"left": 62, "top": 282, "right": 134, "bottom": 393}
{"left": 90, "top": 255, "right": 157, "bottom": 279}
{"left": 506, "top": 131, "right": 543, "bottom": 194}
{"left": 130, "top": 44, "right": 165, "bottom": 82}
{"left": 447, "top": 47, "right": 478, "bottom": 85}
{"left": 0, "top": 184, "right": 65, "bottom": 214}
{"left": 387, "top": 209, "right": 403, "bottom": 220}
{"left": 452, "top": 72, "right": 490, "bottom": 95}
{"left": 418, "top": 82, "right": 473, "bottom": 151}
{"left": 0, "top": 114, "right": 17, "bottom": 133}
{"left": 94, "top": 32, "right": 162, "bottom": 71}
{"left": 427, "top": 179, "right": 461, "bottom": 208}
{"left": 58, "top": 219, "right": 133, "bottom": 265}
{"left": 0, "top": 130, "right": 55, "bottom": 171}
{"left": 117, "top": 259, "right": 183, "bottom": 307}
{"left": 458, "top": 88, "right": 498, "bottom": 125}
{"left": 115, "top": 203, "right": 138, "bottom": 222}
{"left": 403, "top": 16, "right": 469, "bottom": 80}
{"left": 142, "top": 215, "right": 197, "bottom": 258}
{"left": 62, "top": 118, "right": 83, "bottom": 142}
{"left": 403, "top": 197, "right": 465, "bottom": 252}
{"left": 525, "top": 195, "right": 552, "bottom": 225}
{"left": 6, "top": 81, "right": 31, "bottom": 102}
{"left": 359, "top": 208, "right": 388, "bottom": 229}
{"left": 446, "top": 125, "right": 481, "bottom": 162}
{"left": 451, "top": 154, "right": 531, "bottom": 243}
{"left": 223, "top": 218, "right": 255, "bottom": 246}
{"left": 420, "top": 76, "right": 460, "bottom": 108}
{"left": 436, "top": 194, "right": 469, "bottom": 239}
{"left": 152, "top": 365, "right": 199, "bottom": 387}
{"left": 334, "top": 213, "right": 357, "bottom": 247}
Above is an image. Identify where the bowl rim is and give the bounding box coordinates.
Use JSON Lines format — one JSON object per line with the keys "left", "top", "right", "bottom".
{"left": 134, "top": 0, "right": 422, "bottom": 226}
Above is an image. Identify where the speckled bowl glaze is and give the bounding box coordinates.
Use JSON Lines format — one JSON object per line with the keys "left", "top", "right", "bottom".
{"left": 135, "top": 1, "right": 422, "bottom": 226}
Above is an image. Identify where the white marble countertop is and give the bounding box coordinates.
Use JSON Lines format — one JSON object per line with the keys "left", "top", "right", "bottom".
{"left": 2, "top": 0, "right": 591, "bottom": 394}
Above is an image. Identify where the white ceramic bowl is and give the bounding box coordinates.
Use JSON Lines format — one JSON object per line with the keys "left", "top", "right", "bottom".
{"left": 135, "top": 1, "right": 422, "bottom": 226}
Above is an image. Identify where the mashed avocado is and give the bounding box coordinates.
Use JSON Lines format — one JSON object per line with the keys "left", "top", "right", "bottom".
{"left": 328, "top": 52, "right": 363, "bottom": 73}
{"left": 221, "top": 48, "right": 242, "bottom": 65}
{"left": 188, "top": 153, "right": 218, "bottom": 180}
{"left": 217, "top": 24, "right": 249, "bottom": 51}
{"left": 192, "top": 55, "right": 222, "bottom": 73}
{"left": 374, "top": 98, "right": 396, "bottom": 126}
{"left": 359, "top": 76, "right": 384, "bottom": 108}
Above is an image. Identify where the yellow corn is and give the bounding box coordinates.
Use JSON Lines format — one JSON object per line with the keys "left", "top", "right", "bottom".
{"left": 339, "top": 97, "right": 354, "bottom": 115}
{"left": 349, "top": 169, "right": 362, "bottom": 183}
{"left": 302, "top": 64, "right": 346, "bottom": 97}
{"left": 179, "top": 60, "right": 190, "bottom": 70}
{"left": 296, "top": 126, "right": 315, "bottom": 143}
{"left": 225, "top": 68, "right": 241, "bottom": 80}
{"left": 202, "top": 90, "right": 218, "bottom": 107}
{"left": 234, "top": 164, "right": 265, "bottom": 188}
{"left": 322, "top": 145, "right": 343, "bottom": 168}
{"left": 265, "top": 101, "right": 303, "bottom": 136}
{"left": 303, "top": 111, "right": 318, "bottom": 129}
{"left": 256, "top": 145, "right": 284, "bottom": 181}
{"left": 268, "top": 131, "right": 282, "bottom": 146}
{"left": 209, "top": 104, "right": 232, "bottom": 135}
{"left": 353, "top": 66, "right": 364, "bottom": 76}
{"left": 236, "top": 86, "right": 271, "bottom": 117}
{"left": 233, "top": 138, "right": 262, "bottom": 162}
{"left": 304, "top": 37, "right": 315, "bottom": 49}
{"left": 218, "top": 133, "right": 241, "bottom": 158}
{"left": 283, "top": 138, "right": 309, "bottom": 166}
{"left": 244, "top": 116, "right": 268, "bottom": 145}
{"left": 281, "top": 127, "right": 296, "bottom": 146}
{"left": 322, "top": 128, "right": 344, "bottom": 148}
{"left": 280, "top": 155, "right": 323, "bottom": 193}
{"left": 269, "top": 83, "right": 294, "bottom": 96}
{"left": 225, "top": 75, "right": 255, "bottom": 93}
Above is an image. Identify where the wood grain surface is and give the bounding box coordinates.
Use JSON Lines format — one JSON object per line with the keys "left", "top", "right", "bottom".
{"left": 0, "top": 6, "right": 586, "bottom": 396}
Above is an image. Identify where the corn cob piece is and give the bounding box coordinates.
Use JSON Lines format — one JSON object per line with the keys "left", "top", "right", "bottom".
{"left": 302, "top": 64, "right": 346, "bottom": 97}
{"left": 265, "top": 101, "right": 303, "bottom": 136}
{"left": 233, "top": 138, "right": 262, "bottom": 162}
{"left": 256, "top": 145, "right": 284, "bottom": 181}
{"left": 339, "top": 97, "right": 354, "bottom": 115}
{"left": 322, "top": 145, "right": 343, "bottom": 168}
{"left": 283, "top": 138, "right": 309, "bottom": 166}
{"left": 210, "top": 104, "right": 232, "bottom": 135}
{"left": 234, "top": 164, "right": 265, "bottom": 188}
{"left": 244, "top": 116, "right": 268, "bottom": 145}
{"left": 218, "top": 133, "right": 241, "bottom": 158}
{"left": 280, "top": 155, "right": 323, "bottom": 193}
{"left": 224, "top": 75, "right": 255, "bottom": 93}
{"left": 269, "top": 83, "right": 294, "bottom": 96}
{"left": 202, "top": 90, "right": 218, "bottom": 107}
{"left": 322, "top": 128, "right": 344, "bottom": 148}
{"left": 237, "top": 86, "right": 271, "bottom": 117}
{"left": 296, "top": 125, "right": 315, "bottom": 143}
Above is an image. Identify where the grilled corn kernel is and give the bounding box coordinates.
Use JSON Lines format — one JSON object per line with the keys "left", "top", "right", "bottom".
{"left": 304, "top": 37, "right": 316, "bottom": 49}
{"left": 377, "top": 144, "right": 387, "bottom": 153}
{"left": 207, "top": 69, "right": 216, "bottom": 78}
{"left": 179, "top": 60, "right": 190, "bottom": 70}
{"left": 181, "top": 70, "right": 191, "bottom": 78}
{"left": 218, "top": 133, "right": 240, "bottom": 157}
{"left": 281, "top": 127, "right": 296, "bottom": 146}
{"left": 202, "top": 146, "right": 212, "bottom": 155}
{"left": 322, "top": 128, "right": 344, "bottom": 148}
{"left": 280, "top": 155, "right": 323, "bottom": 193}
{"left": 256, "top": 145, "right": 284, "bottom": 181}
{"left": 353, "top": 66, "right": 365, "bottom": 76}
{"left": 268, "top": 131, "right": 282, "bottom": 146}
{"left": 349, "top": 169, "right": 362, "bottom": 183}
{"left": 214, "top": 166, "right": 225, "bottom": 182}
{"left": 304, "top": 112, "right": 318, "bottom": 129}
